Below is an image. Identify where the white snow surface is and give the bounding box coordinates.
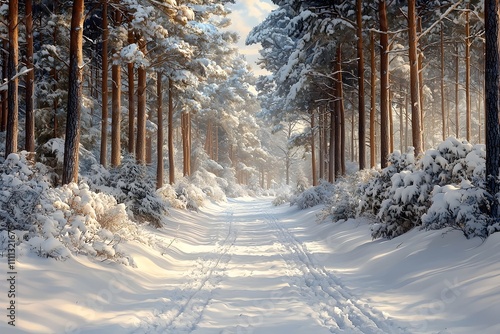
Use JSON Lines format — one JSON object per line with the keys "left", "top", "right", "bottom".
{"left": 3, "top": 198, "right": 500, "bottom": 334}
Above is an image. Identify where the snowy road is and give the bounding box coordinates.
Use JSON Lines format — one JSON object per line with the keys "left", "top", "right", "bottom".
{"left": 136, "top": 198, "right": 406, "bottom": 334}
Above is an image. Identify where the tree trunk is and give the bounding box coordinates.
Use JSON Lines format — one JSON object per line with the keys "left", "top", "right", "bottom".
{"left": 310, "top": 108, "right": 317, "bottom": 186}
{"left": 127, "top": 23, "right": 135, "bottom": 155}
{"left": 336, "top": 45, "right": 345, "bottom": 176}
{"left": 62, "top": 0, "right": 84, "bottom": 184}
{"left": 408, "top": 0, "right": 422, "bottom": 156}
{"left": 156, "top": 72, "right": 164, "bottom": 189}
{"left": 356, "top": 0, "right": 366, "bottom": 170}
{"left": 440, "top": 22, "right": 446, "bottom": 141}
{"left": 5, "top": 0, "right": 19, "bottom": 157}
{"left": 168, "top": 77, "right": 175, "bottom": 184}
{"left": 370, "top": 30, "right": 376, "bottom": 168}
{"left": 417, "top": 16, "right": 425, "bottom": 150}
{"left": 136, "top": 37, "right": 147, "bottom": 164}
{"left": 389, "top": 80, "right": 394, "bottom": 153}
{"left": 100, "top": 1, "right": 109, "bottom": 166}
{"left": 1, "top": 39, "right": 7, "bottom": 132}
{"left": 318, "top": 106, "right": 324, "bottom": 180}
{"left": 379, "top": 0, "right": 390, "bottom": 167}
{"left": 111, "top": 54, "right": 121, "bottom": 166}
{"left": 484, "top": 0, "right": 500, "bottom": 218}
{"left": 465, "top": 1, "right": 471, "bottom": 142}
{"left": 455, "top": 44, "right": 460, "bottom": 138}
{"left": 25, "top": 0, "right": 35, "bottom": 154}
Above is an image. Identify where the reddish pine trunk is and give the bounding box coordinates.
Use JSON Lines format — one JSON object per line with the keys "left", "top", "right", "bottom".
{"left": 157, "top": 72, "right": 164, "bottom": 189}
{"left": 100, "top": 1, "right": 109, "bottom": 166}
{"left": 5, "top": 0, "right": 19, "bottom": 157}
{"left": 136, "top": 37, "right": 147, "bottom": 164}
{"left": 168, "top": 78, "right": 175, "bottom": 184}
{"left": 62, "top": 0, "right": 85, "bottom": 184}
{"left": 408, "top": 0, "right": 422, "bottom": 156}
{"left": 356, "top": 0, "right": 366, "bottom": 170}
{"left": 379, "top": 0, "right": 390, "bottom": 167}
{"left": 25, "top": 0, "right": 35, "bottom": 154}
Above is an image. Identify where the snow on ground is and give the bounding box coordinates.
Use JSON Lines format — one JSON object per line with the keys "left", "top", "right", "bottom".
{"left": 2, "top": 197, "right": 500, "bottom": 333}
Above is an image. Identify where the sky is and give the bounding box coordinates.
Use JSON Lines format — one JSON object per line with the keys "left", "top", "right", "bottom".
{"left": 225, "top": 0, "right": 277, "bottom": 75}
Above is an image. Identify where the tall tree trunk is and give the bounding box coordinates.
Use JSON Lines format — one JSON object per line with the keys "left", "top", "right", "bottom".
{"left": 127, "top": 25, "right": 135, "bottom": 154}
{"left": 417, "top": 16, "right": 425, "bottom": 150}
{"left": 440, "top": 22, "right": 446, "bottom": 141}
{"left": 389, "top": 79, "right": 394, "bottom": 153}
{"left": 336, "top": 45, "right": 345, "bottom": 175}
{"left": 318, "top": 106, "right": 325, "bottom": 180}
{"left": 136, "top": 37, "right": 147, "bottom": 164}
{"left": 156, "top": 72, "right": 164, "bottom": 189}
{"left": 379, "top": 0, "right": 390, "bottom": 167}
{"left": 329, "top": 101, "right": 335, "bottom": 183}
{"left": 1, "top": 40, "right": 7, "bottom": 132}
{"left": 310, "top": 108, "right": 317, "bottom": 186}
{"left": 484, "top": 0, "right": 500, "bottom": 218}
{"left": 5, "top": 0, "right": 19, "bottom": 157}
{"left": 168, "top": 77, "right": 175, "bottom": 184}
{"left": 62, "top": 0, "right": 84, "bottom": 184}
{"left": 100, "top": 1, "right": 109, "bottom": 166}
{"left": 111, "top": 54, "right": 121, "bottom": 166}
{"left": 111, "top": 9, "right": 122, "bottom": 166}
{"left": 25, "top": 0, "right": 35, "bottom": 154}
{"left": 408, "top": 0, "right": 422, "bottom": 156}
{"left": 356, "top": 0, "right": 366, "bottom": 170}
{"left": 455, "top": 44, "right": 460, "bottom": 138}
{"left": 370, "top": 30, "right": 376, "bottom": 168}
{"left": 465, "top": 1, "right": 471, "bottom": 142}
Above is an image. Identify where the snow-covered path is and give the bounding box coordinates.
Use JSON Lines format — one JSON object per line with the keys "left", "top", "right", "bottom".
{"left": 136, "top": 198, "right": 405, "bottom": 334}
{"left": 8, "top": 196, "right": 500, "bottom": 334}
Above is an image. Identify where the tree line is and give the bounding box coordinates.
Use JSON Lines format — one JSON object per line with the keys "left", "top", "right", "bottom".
{"left": 0, "top": 0, "right": 273, "bottom": 190}
{"left": 250, "top": 0, "right": 500, "bottom": 219}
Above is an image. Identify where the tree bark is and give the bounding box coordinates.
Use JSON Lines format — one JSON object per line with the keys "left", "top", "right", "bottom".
{"left": 156, "top": 72, "right": 164, "bottom": 189}
{"left": 127, "top": 22, "right": 135, "bottom": 155}
{"left": 136, "top": 37, "right": 147, "bottom": 164}
{"left": 100, "top": 1, "right": 109, "bottom": 166}
{"left": 408, "top": 0, "right": 422, "bottom": 156}
{"left": 336, "top": 45, "right": 345, "bottom": 176}
{"left": 417, "top": 16, "right": 425, "bottom": 150}
{"left": 485, "top": 0, "right": 500, "bottom": 218}
{"left": 5, "top": 0, "right": 19, "bottom": 157}
{"left": 356, "top": 0, "right": 366, "bottom": 170}
{"left": 1, "top": 40, "right": 7, "bottom": 133}
{"left": 318, "top": 106, "right": 324, "bottom": 180}
{"left": 310, "top": 108, "right": 317, "bottom": 186}
{"left": 455, "top": 43, "right": 460, "bottom": 138}
{"left": 440, "top": 22, "right": 446, "bottom": 141}
{"left": 465, "top": 1, "right": 471, "bottom": 141}
{"left": 168, "top": 77, "right": 175, "bottom": 184}
{"left": 62, "top": 0, "right": 85, "bottom": 184}
{"left": 25, "top": 0, "right": 35, "bottom": 154}
{"left": 111, "top": 54, "right": 121, "bottom": 166}
{"left": 379, "top": 0, "right": 390, "bottom": 167}
{"left": 370, "top": 29, "right": 376, "bottom": 168}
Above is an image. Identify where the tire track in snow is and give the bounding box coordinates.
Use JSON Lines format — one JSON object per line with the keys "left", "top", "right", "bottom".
{"left": 264, "top": 212, "right": 407, "bottom": 334}
{"left": 135, "top": 208, "right": 237, "bottom": 334}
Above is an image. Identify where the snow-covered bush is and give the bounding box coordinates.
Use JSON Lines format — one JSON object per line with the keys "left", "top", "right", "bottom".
{"left": 422, "top": 181, "right": 490, "bottom": 238}
{"left": 290, "top": 180, "right": 335, "bottom": 209}
{"left": 0, "top": 153, "right": 137, "bottom": 264}
{"left": 372, "top": 170, "right": 432, "bottom": 239}
{"left": 106, "top": 155, "right": 169, "bottom": 227}
{"left": 363, "top": 138, "right": 491, "bottom": 239}
{"left": 319, "top": 173, "right": 366, "bottom": 222}
{"left": 0, "top": 152, "right": 53, "bottom": 231}
{"left": 358, "top": 149, "right": 416, "bottom": 218}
